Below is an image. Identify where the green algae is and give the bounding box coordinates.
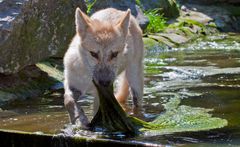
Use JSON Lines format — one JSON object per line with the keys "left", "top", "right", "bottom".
{"left": 36, "top": 61, "right": 63, "bottom": 82}
{"left": 89, "top": 83, "right": 228, "bottom": 137}
{"left": 140, "top": 95, "right": 228, "bottom": 135}
{"left": 90, "top": 81, "right": 137, "bottom": 136}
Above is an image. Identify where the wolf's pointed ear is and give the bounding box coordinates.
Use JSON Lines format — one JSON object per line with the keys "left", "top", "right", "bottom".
{"left": 117, "top": 9, "right": 131, "bottom": 37}
{"left": 75, "top": 7, "right": 91, "bottom": 38}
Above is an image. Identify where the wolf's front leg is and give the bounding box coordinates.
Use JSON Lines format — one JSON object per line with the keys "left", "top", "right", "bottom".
{"left": 126, "top": 62, "right": 144, "bottom": 109}
{"left": 64, "top": 86, "right": 89, "bottom": 129}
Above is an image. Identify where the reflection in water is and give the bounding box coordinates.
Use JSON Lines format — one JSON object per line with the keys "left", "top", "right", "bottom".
{"left": 0, "top": 33, "right": 240, "bottom": 146}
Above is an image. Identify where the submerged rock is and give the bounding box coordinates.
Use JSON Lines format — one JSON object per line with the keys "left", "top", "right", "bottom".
{"left": 0, "top": 0, "right": 86, "bottom": 74}
{"left": 0, "top": 60, "right": 63, "bottom": 106}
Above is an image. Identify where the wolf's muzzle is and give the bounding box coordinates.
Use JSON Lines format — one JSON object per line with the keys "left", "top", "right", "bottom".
{"left": 93, "top": 65, "right": 115, "bottom": 87}
{"left": 98, "top": 79, "right": 111, "bottom": 87}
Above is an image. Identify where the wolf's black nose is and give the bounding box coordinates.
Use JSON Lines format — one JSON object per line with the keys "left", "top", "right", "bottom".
{"left": 99, "top": 80, "right": 111, "bottom": 87}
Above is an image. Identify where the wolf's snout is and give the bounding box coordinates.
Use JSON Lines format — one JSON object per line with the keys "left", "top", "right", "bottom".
{"left": 99, "top": 80, "right": 111, "bottom": 87}
{"left": 93, "top": 65, "right": 115, "bottom": 87}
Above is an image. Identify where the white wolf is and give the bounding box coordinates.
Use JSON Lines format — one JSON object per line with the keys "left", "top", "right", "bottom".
{"left": 63, "top": 7, "right": 144, "bottom": 129}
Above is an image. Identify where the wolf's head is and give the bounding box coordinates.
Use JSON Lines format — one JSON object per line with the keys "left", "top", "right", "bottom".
{"left": 75, "top": 8, "right": 130, "bottom": 87}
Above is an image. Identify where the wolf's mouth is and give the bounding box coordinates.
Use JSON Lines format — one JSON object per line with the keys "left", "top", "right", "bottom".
{"left": 93, "top": 78, "right": 112, "bottom": 87}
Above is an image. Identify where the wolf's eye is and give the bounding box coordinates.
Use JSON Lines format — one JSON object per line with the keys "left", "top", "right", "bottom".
{"left": 90, "top": 51, "right": 99, "bottom": 59}
{"left": 110, "top": 51, "right": 119, "bottom": 60}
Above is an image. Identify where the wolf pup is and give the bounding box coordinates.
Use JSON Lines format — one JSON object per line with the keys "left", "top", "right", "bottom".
{"left": 63, "top": 7, "right": 144, "bottom": 129}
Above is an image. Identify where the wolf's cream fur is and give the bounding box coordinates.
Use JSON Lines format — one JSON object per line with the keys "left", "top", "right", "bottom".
{"left": 64, "top": 8, "right": 144, "bottom": 128}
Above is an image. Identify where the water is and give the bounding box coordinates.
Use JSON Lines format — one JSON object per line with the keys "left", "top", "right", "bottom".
{"left": 0, "top": 33, "right": 240, "bottom": 146}
{"left": 141, "top": 33, "right": 240, "bottom": 146}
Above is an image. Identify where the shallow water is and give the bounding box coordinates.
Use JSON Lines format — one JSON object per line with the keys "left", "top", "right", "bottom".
{"left": 0, "top": 33, "right": 240, "bottom": 146}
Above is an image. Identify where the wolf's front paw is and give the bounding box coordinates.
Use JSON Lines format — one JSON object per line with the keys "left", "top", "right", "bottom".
{"left": 130, "top": 106, "right": 145, "bottom": 119}
{"left": 75, "top": 118, "right": 90, "bottom": 130}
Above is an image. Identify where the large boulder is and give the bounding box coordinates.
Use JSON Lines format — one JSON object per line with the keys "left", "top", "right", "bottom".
{"left": 88, "top": 0, "right": 149, "bottom": 30}
{"left": 0, "top": 0, "right": 87, "bottom": 74}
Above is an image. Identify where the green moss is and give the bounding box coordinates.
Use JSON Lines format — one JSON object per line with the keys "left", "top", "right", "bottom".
{"left": 179, "top": 27, "right": 195, "bottom": 37}
{"left": 183, "top": 19, "right": 205, "bottom": 28}
{"left": 148, "top": 34, "right": 177, "bottom": 47}
{"left": 207, "top": 22, "right": 217, "bottom": 28}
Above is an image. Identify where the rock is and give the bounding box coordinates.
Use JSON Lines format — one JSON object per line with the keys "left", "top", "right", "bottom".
{"left": 143, "top": 37, "right": 161, "bottom": 50}
{"left": 188, "top": 25, "right": 202, "bottom": 33}
{"left": 148, "top": 34, "right": 177, "bottom": 47}
{"left": 229, "top": 0, "right": 240, "bottom": 4}
{"left": 181, "top": 5, "right": 188, "bottom": 12}
{"left": 89, "top": 0, "right": 149, "bottom": 30}
{"left": 158, "top": 33, "right": 189, "bottom": 44}
{"left": 215, "top": 19, "right": 226, "bottom": 29}
{"left": 0, "top": 109, "right": 18, "bottom": 118}
{"left": 0, "top": 61, "right": 63, "bottom": 106}
{"left": 182, "top": 4, "right": 239, "bottom": 32}
{"left": 0, "top": 0, "right": 87, "bottom": 74}
{"left": 0, "top": 91, "right": 17, "bottom": 106}
{"left": 135, "top": 6, "right": 149, "bottom": 31}
{"left": 159, "top": 0, "right": 180, "bottom": 18}
{"left": 180, "top": 11, "right": 213, "bottom": 24}
{"left": 231, "top": 16, "right": 240, "bottom": 32}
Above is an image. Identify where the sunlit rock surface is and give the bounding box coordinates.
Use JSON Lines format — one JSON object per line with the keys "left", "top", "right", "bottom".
{"left": 0, "top": 0, "right": 86, "bottom": 74}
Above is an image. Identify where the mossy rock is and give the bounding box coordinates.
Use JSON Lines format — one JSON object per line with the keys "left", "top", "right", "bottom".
{"left": 148, "top": 34, "right": 177, "bottom": 47}
{"left": 157, "top": 33, "right": 189, "bottom": 44}
{"left": 143, "top": 37, "right": 169, "bottom": 50}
